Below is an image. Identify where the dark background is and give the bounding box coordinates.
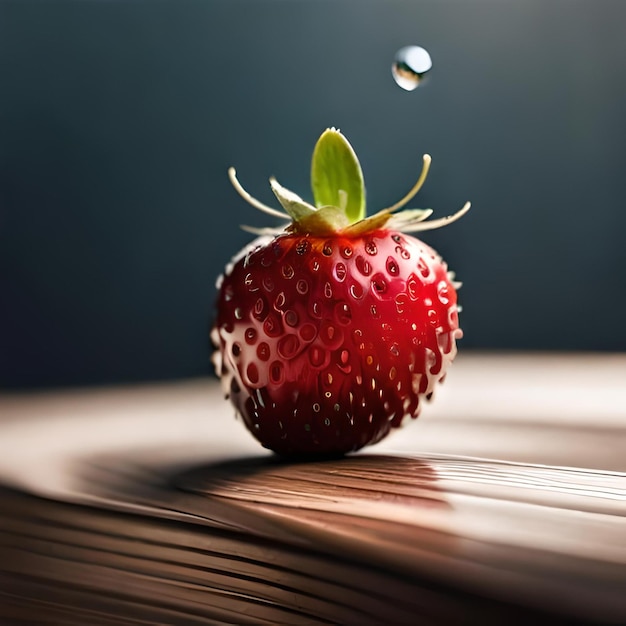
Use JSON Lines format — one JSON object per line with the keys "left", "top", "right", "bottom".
{"left": 1, "top": 0, "right": 625, "bottom": 389}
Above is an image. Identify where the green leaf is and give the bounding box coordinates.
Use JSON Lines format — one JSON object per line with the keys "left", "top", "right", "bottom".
{"left": 310, "top": 128, "right": 366, "bottom": 224}
{"left": 269, "top": 177, "right": 317, "bottom": 222}
{"left": 297, "top": 205, "right": 351, "bottom": 235}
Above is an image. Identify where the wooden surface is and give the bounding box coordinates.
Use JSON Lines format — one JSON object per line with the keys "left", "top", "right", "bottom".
{"left": 0, "top": 353, "right": 625, "bottom": 624}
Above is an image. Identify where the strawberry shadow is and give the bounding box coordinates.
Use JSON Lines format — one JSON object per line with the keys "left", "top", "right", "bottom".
{"left": 74, "top": 450, "right": 449, "bottom": 518}
{"left": 169, "top": 452, "right": 446, "bottom": 507}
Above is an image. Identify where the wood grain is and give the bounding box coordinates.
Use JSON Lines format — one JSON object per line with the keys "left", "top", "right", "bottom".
{"left": 0, "top": 353, "right": 625, "bottom": 624}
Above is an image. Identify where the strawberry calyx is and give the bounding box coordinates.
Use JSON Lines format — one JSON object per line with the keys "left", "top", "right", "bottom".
{"left": 228, "top": 127, "right": 470, "bottom": 237}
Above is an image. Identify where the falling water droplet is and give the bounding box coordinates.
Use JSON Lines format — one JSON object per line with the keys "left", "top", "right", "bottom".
{"left": 392, "top": 46, "right": 432, "bottom": 91}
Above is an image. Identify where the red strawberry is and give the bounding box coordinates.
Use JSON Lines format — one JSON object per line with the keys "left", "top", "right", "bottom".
{"left": 212, "top": 129, "right": 469, "bottom": 456}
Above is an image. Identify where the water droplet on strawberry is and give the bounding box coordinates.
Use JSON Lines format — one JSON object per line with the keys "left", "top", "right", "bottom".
{"left": 333, "top": 301, "right": 352, "bottom": 325}
{"left": 308, "top": 346, "right": 328, "bottom": 368}
{"left": 407, "top": 274, "right": 420, "bottom": 300}
{"left": 392, "top": 45, "right": 432, "bottom": 91}
{"left": 284, "top": 309, "right": 299, "bottom": 327}
{"left": 386, "top": 257, "right": 399, "bottom": 276}
{"left": 365, "top": 241, "right": 378, "bottom": 255}
{"left": 256, "top": 342, "right": 270, "bottom": 361}
{"left": 437, "top": 281, "right": 450, "bottom": 304}
{"left": 296, "top": 279, "right": 309, "bottom": 295}
{"left": 417, "top": 258, "right": 430, "bottom": 279}
{"left": 262, "top": 276, "right": 275, "bottom": 292}
{"left": 320, "top": 321, "right": 344, "bottom": 348}
{"left": 246, "top": 363, "right": 259, "bottom": 385}
{"left": 277, "top": 334, "right": 300, "bottom": 359}
{"left": 244, "top": 273, "right": 258, "bottom": 291}
{"left": 337, "top": 349, "right": 352, "bottom": 374}
{"left": 349, "top": 282, "right": 364, "bottom": 299}
{"left": 395, "top": 293, "right": 408, "bottom": 314}
{"left": 244, "top": 328, "right": 257, "bottom": 344}
{"left": 371, "top": 274, "right": 388, "bottom": 296}
{"left": 298, "top": 323, "right": 317, "bottom": 342}
{"left": 309, "top": 299, "right": 323, "bottom": 319}
{"left": 295, "top": 240, "right": 310, "bottom": 256}
{"left": 269, "top": 360, "right": 285, "bottom": 384}
{"left": 333, "top": 262, "right": 347, "bottom": 282}
{"left": 355, "top": 255, "right": 371, "bottom": 276}
{"left": 427, "top": 309, "right": 438, "bottom": 327}
{"left": 396, "top": 246, "right": 410, "bottom": 260}
{"left": 263, "top": 314, "right": 283, "bottom": 337}
{"left": 253, "top": 296, "right": 269, "bottom": 321}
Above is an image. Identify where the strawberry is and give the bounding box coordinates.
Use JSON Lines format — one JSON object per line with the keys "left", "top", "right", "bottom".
{"left": 211, "top": 129, "right": 469, "bottom": 456}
